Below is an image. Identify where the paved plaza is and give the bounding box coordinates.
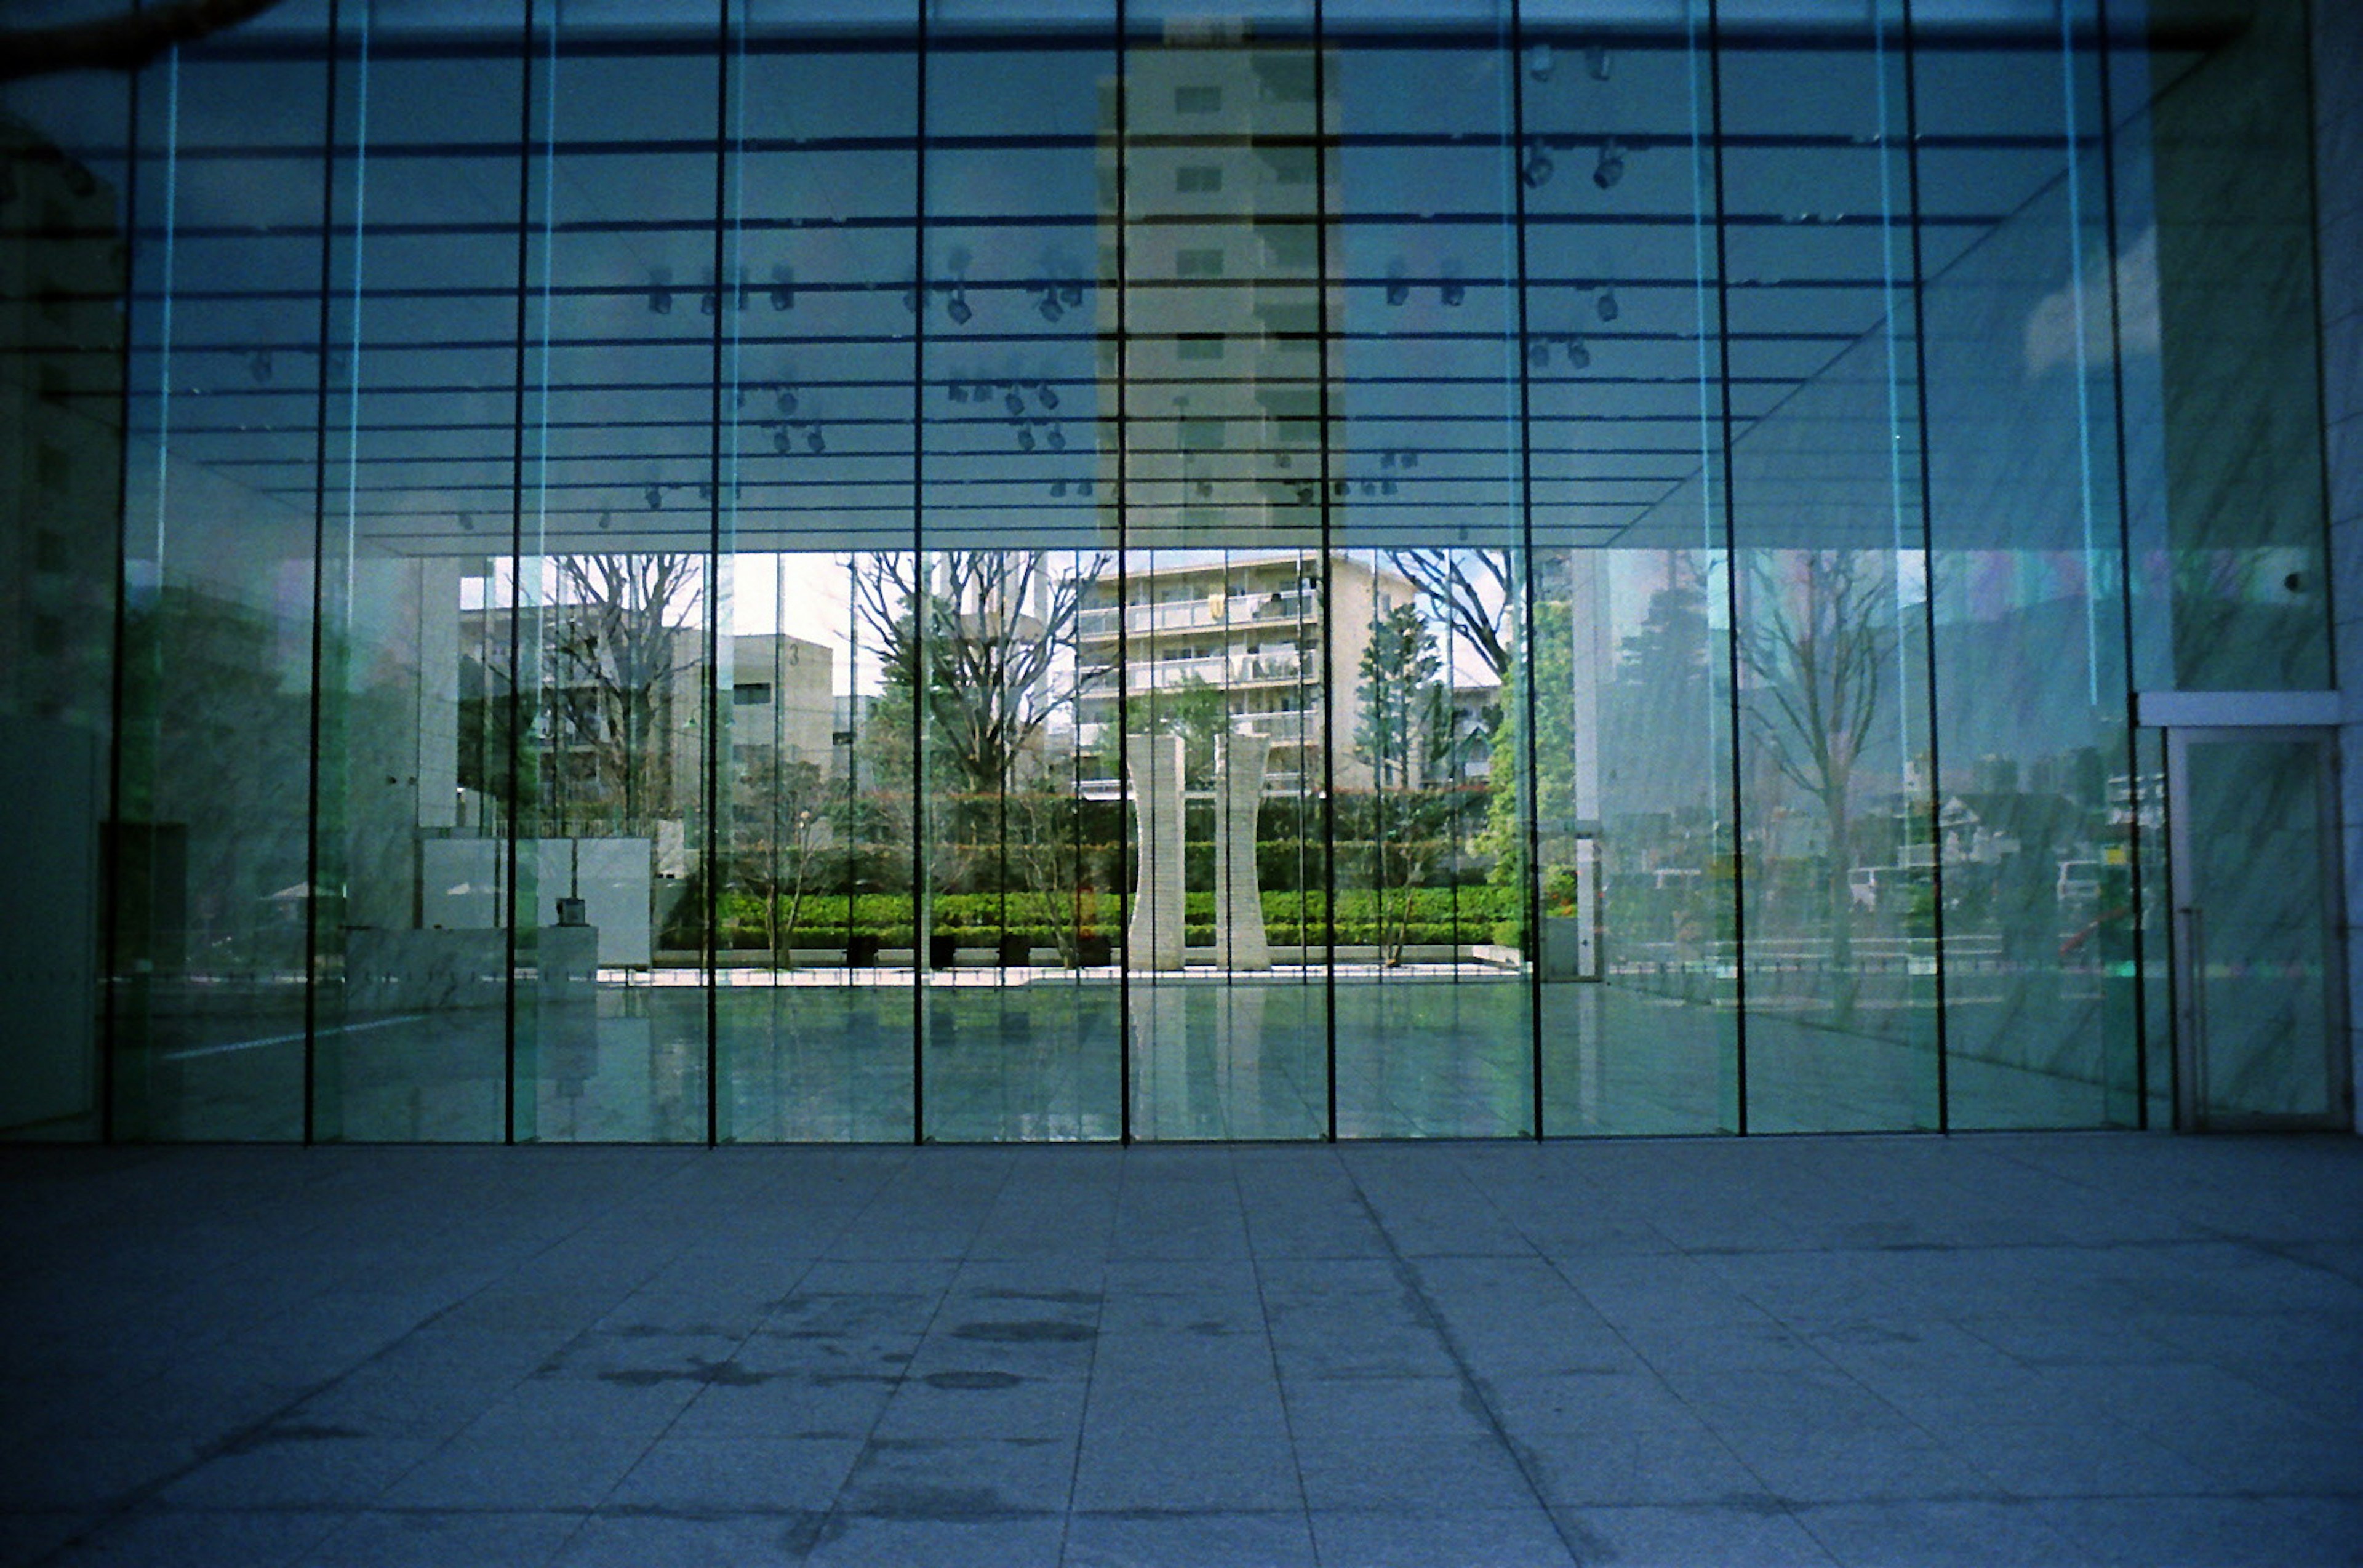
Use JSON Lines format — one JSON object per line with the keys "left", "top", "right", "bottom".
{"left": 2, "top": 1132, "right": 2359, "bottom": 1566}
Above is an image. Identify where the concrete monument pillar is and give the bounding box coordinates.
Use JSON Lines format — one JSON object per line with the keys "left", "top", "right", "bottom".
{"left": 1213, "top": 733, "right": 1271, "bottom": 971}
{"left": 1126, "top": 734, "right": 1186, "bottom": 970}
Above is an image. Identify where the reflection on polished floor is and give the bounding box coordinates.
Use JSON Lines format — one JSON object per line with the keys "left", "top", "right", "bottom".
{"left": 125, "top": 968, "right": 2137, "bottom": 1146}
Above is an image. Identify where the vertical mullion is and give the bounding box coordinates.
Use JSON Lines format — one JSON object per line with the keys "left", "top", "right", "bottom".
{"left": 909, "top": 14, "right": 930, "bottom": 1145}
{"left": 2093, "top": 0, "right": 2151, "bottom": 1127}
{"left": 301, "top": 0, "right": 345, "bottom": 1146}
{"left": 1508, "top": 0, "right": 1544, "bottom": 1140}
{"left": 1312, "top": 0, "right": 1340, "bottom": 1145}
{"left": 1113, "top": 0, "right": 1135, "bottom": 1146}
{"left": 504, "top": 2, "right": 543, "bottom": 1145}
{"left": 102, "top": 50, "right": 150, "bottom": 1144}
{"left": 1705, "top": 0, "right": 1749, "bottom": 1135}
{"left": 704, "top": 0, "right": 733, "bottom": 1148}
{"left": 1897, "top": 0, "right": 1949, "bottom": 1133}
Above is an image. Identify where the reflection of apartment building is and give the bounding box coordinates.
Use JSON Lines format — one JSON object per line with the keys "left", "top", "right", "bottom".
{"left": 1102, "top": 39, "right": 1332, "bottom": 545}
{"left": 1073, "top": 553, "right": 1420, "bottom": 792}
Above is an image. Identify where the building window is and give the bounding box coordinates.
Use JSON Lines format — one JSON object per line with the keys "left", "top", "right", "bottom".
{"left": 1176, "top": 164, "right": 1222, "bottom": 193}
{"left": 1175, "top": 247, "right": 1225, "bottom": 278}
{"left": 734, "top": 682, "right": 772, "bottom": 706}
{"left": 1174, "top": 84, "right": 1221, "bottom": 114}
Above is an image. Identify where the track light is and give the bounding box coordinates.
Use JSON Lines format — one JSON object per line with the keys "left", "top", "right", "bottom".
{"left": 902, "top": 286, "right": 921, "bottom": 316}
{"left": 647, "top": 269, "right": 673, "bottom": 314}
{"left": 1596, "top": 287, "right": 1619, "bottom": 322}
{"left": 1586, "top": 44, "right": 1612, "bottom": 81}
{"left": 1047, "top": 426, "right": 1066, "bottom": 452}
{"left": 1381, "top": 478, "right": 1396, "bottom": 495}
{"left": 1036, "top": 382, "right": 1060, "bottom": 410}
{"left": 806, "top": 426, "right": 825, "bottom": 454}
{"left": 1038, "top": 294, "right": 1063, "bottom": 323}
{"left": 1385, "top": 275, "right": 1409, "bottom": 307}
{"left": 457, "top": 511, "right": 475, "bottom": 532}
{"left": 1525, "top": 43, "right": 1553, "bottom": 81}
{"left": 946, "top": 284, "right": 972, "bottom": 326}
{"left": 1528, "top": 340, "right": 1552, "bottom": 372}
{"left": 769, "top": 265, "right": 795, "bottom": 311}
{"left": 1018, "top": 425, "right": 1036, "bottom": 452}
{"left": 1058, "top": 282, "right": 1084, "bottom": 308}
{"left": 949, "top": 382, "right": 969, "bottom": 404}
{"left": 1399, "top": 450, "right": 1417, "bottom": 469}
{"left": 697, "top": 481, "right": 716, "bottom": 502}
{"left": 1051, "top": 479, "right": 1068, "bottom": 497}
{"left": 1004, "top": 389, "right": 1026, "bottom": 417}
{"left": 1440, "top": 280, "right": 1465, "bottom": 308}
{"left": 1521, "top": 144, "right": 1555, "bottom": 191}
{"left": 1565, "top": 336, "right": 1591, "bottom": 369}
{"left": 1594, "top": 137, "right": 1625, "bottom": 190}
{"left": 776, "top": 385, "right": 798, "bottom": 417}
{"left": 1079, "top": 479, "right": 1094, "bottom": 498}
{"left": 645, "top": 485, "right": 664, "bottom": 509}
{"left": 248, "top": 348, "right": 273, "bottom": 383}
{"left": 771, "top": 424, "right": 793, "bottom": 454}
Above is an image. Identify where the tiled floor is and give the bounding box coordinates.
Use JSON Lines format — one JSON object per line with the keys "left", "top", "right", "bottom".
{"left": 2, "top": 1133, "right": 2359, "bottom": 1566}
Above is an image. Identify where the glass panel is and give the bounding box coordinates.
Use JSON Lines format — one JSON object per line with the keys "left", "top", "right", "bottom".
{"left": 1114, "top": 32, "right": 1331, "bottom": 1138}
{"left": 514, "top": 22, "right": 722, "bottom": 1141}
{"left": 716, "top": 34, "right": 919, "bottom": 1141}
{"left": 111, "top": 46, "right": 332, "bottom": 1139}
{"left": 1722, "top": 18, "right": 1937, "bottom": 1133}
{"left": 0, "top": 68, "right": 129, "bottom": 1137}
{"left": 1522, "top": 18, "right": 1736, "bottom": 1136}
{"left": 318, "top": 28, "right": 523, "bottom": 1141}
{"left": 1326, "top": 36, "right": 1529, "bottom": 1140}
{"left": 2177, "top": 734, "right": 2340, "bottom": 1124}
{"left": 1917, "top": 8, "right": 2140, "bottom": 1130}
{"left": 2121, "top": 0, "right": 2329, "bottom": 692}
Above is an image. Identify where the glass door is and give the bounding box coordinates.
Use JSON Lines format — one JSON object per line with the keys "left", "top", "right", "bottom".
{"left": 2165, "top": 727, "right": 2347, "bottom": 1128}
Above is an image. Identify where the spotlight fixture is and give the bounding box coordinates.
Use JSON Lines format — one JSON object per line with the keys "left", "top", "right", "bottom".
{"left": 1440, "top": 280, "right": 1465, "bottom": 308}
{"left": 1586, "top": 44, "right": 1613, "bottom": 81}
{"left": 1078, "top": 479, "right": 1094, "bottom": 498}
{"left": 1037, "top": 382, "right": 1060, "bottom": 410}
{"left": 1335, "top": 479, "right": 1351, "bottom": 498}
{"left": 1593, "top": 137, "right": 1625, "bottom": 190}
{"left": 1196, "top": 479, "right": 1213, "bottom": 500}
{"left": 946, "top": 284, "right": 972, "bottom": 327}
{"left": 777, "top": 385, "right": 798, "bottom": 417}
{"left": 1381, "top": 478, "right": 1397, "bottom": 496}
{"left": 950, "top": 382, "right": 970, "bottom": 404}
{"left": 457, "top": 511, "right": 475, "bottom": 532}
{"left": 1596, "top": 287, "right": 1619, "bottom": 322}
{"left": 1037, "top": 293, "right": 1064, "bottom": 324}
{"left": 1051, "top": 479, "right": 1068, "bottom": 497}
{"left": 1399, "top": 450, "right": 1417, "bottom": 469}
{"left": 1058, "top": 282, "right": 1085, "bottom": 308}
{"left": 648, "top": 268, "right": 674, "bottom": 314}
{"left": 1525, "top": 42, "right": 1554, "bottom": 81}
{"left": 1361, "top": 481, "right": 1377, "bottom": 497}
{"left": 699, "top": 283, "right": 719, "bottom": 316}
{"left": 806, "top": 426, "right": 825, "bottom": 454}
{"left": 1004, "top": 389, "right": 1026, "bottom": 417}
{"left": 769, "top": 265, "right": 796, "bottom": 311}
{"left": 1380, "top": 451, "right": 1396, "bottom": 469}
{"left": 645, "top": 485, "right": 664, "bottom": 510}
{"left": 902, "top": 285, "right": 921, "bottom": 316}
{"left": 596, "top": 510, "right": 612, "bottom": 531}
{"left": 1565, "top": 336, "right": 1592, "bottom": 369}
{"left": 1521, "top": 143, "right": 1555, "bottom": 191}
{"left": 1385, "top": 274, "right": 1410, "bottom": 307}
{"left": 771, "top": 424, "right": 793, "bottom": 454}
{"left": 1047, "top": 426, "right": 1066, "bottom": 452}
{"left": 1018, "top": 426, "right": 1036, "bottom": 452}
{"left": 697, "top": 482, "right": 716, "bottom": 502}
{"left": 247, "top": 348, "right": 273, "bottom": 383}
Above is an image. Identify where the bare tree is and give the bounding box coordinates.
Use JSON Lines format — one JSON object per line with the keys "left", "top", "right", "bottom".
{"left": 850, "top": 550, "right": 1106, "bottom": 796}
{"left": 545, "top": 553, "right": 706, "bottom": 835}
{"left": 1385, "top": 548, "right": 1516, "bottom": 682}
{"left": 1735, "top": 550, "right": 1893, "bottom": 982}
{"left": 1, "top": 0, "right": 290, "bottom": 85}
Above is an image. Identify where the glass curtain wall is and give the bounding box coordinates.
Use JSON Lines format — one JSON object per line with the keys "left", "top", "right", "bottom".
{"left": 15, "top": 0, "right": 2319, "bottom": 1142}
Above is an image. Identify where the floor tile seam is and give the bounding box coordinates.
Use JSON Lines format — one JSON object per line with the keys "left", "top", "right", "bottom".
{"left": 1333, "top": 1156, "right": 1607, "bottom": 1567}
{"left": 1231, "top": 1146, "right": 1317, "bottom": 1531}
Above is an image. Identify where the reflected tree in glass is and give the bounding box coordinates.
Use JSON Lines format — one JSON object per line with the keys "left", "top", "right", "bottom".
{"left": 1737, "top": 550, "right": 1895, "bottom": 1014}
